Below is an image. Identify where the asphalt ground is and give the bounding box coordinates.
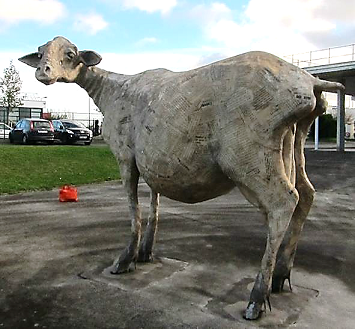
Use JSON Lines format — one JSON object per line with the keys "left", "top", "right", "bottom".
{"left": 1, "top": 148, "right": 355, "bottom": 328}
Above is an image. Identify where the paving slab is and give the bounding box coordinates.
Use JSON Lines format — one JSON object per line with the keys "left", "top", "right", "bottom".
{"left": 0, "top": 149, "right": 355, "bottom": 328}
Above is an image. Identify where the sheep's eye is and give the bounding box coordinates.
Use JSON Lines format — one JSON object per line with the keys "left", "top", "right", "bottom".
{"left": 37, "top": 53, "right": 42, "bottom": 59}
{"left": 59, "top": 60, "right": 63, "bottom": 66}
{"left": 66, "top": 52, "right": 75, "bottom": 60}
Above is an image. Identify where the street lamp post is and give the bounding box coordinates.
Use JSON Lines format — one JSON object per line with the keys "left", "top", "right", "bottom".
{"left": 315, "top": 117, "right": 319, "bottom": 150}
{"left": 88, "top": 96, "right": 91, "bottom": 130}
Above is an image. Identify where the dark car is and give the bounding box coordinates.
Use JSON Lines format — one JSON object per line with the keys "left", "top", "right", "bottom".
{"left": 52, "top": 120, "right": 93, "bottom": 145}
{"left": 9, "top": 118, "right": 54, "bottom": 144}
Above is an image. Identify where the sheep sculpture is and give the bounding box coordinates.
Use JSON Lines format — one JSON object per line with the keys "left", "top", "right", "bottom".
{"left": 19, "top": 36, "right": 344, "bottom": 320}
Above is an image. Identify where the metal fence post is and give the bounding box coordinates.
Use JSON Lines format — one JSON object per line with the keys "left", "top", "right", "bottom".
{"left": 315, "top": 117, "right": 319, "bottom": 150}
{"left": 337, "top": 88, "right": 346, "bottom": 152}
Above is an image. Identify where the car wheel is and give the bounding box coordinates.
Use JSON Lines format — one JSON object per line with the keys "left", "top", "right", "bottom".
{"left": 9, "top": 136, "right": 13, "bottom": 144}
{"left": 22, "top": 134, "right": 28, "bottom": 145}
{"left": 84, "top": 141, "right": 91, "bottom": 146}
{"left": 47, "top": 140, "right": 54, "bottom": 145}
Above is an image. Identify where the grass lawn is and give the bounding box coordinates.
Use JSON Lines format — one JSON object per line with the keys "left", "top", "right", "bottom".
{"left": 0, "top": 144, "right": 120, "bottom": 194}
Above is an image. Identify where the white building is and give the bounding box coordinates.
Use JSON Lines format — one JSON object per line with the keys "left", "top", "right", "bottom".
{"left": 0, "top": 93, "right": 46, "bottom": 126}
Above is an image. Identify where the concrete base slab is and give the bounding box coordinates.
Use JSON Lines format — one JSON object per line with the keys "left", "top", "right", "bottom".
{"left": 222, "top": 285, "right": 318, "bottom": 327}
{"left": 80, "top": 257, "right": 318, "bottom": 327}
{"left": 79, "top": 257, "right": 188, "bottom": 291}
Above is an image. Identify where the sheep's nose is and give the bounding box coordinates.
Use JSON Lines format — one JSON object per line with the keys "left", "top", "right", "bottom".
{"left": 37, "top": 64, "right": 52, "bottom": 76}
{"left": 35, "top": 63, "right": 55, "bottom": 85}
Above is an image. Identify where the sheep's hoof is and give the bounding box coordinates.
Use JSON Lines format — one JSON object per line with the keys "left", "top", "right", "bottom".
{"left": 244, "top": 301, "right": 263, "bottom": 320}
{"left": 272, "top": 264, "right": 292, "bottom": 293}
{"left": 272, "top": 273, "right": 292, "bottom": 293}
{"left": 137, "top": 249, "right": 154, "bottom": 263}
{"left": 244, "top": 272, "right": 272, "bottom": 320}
{"left": 244, "top": 296, "right": 271, "bottom": 320}
{"left": 110, "top": 261, "right": 136, "bottom": 275}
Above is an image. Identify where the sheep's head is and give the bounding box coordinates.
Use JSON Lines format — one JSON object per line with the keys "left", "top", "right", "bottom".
{"left": 19, "top": 36, "right": 102, "bottom": 85}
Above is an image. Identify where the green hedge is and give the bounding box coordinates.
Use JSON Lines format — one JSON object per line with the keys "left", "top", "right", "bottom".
{"left": 309, "top": 114, "right": 337, "bottom": 139}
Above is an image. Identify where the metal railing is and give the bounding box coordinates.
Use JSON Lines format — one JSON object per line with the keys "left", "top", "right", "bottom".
{"left": 284, "top": 43, "right": 355, "bottom": 68}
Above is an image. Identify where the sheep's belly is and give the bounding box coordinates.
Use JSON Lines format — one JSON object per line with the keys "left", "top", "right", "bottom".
{"left": 138, "top": 160, "right": 236, "bottom": 204}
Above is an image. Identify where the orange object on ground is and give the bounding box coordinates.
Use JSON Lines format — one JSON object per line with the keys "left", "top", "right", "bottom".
{"left": 59, "top": 185, "right": 78, "bottom": 202}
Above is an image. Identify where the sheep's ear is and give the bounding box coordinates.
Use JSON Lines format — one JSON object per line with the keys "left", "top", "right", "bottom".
{"left": 79, "top": 50, "right": 102, "bottom": 67}
{"left": 18, "top": 52, "right": 41, "bottom": 68}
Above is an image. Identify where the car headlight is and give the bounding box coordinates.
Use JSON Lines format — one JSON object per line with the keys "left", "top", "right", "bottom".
{"left": 89, "top": 130, "right": 93, "bottom": 137}
{"left": 66, "top": 129, "right": 74, "bottom": 135}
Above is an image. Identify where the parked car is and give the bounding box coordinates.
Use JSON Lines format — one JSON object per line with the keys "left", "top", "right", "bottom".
{"left": 9, "top": 118, "right": 54, "bottom": 144}
{"left": 0, "top": 122, "right": 12, "bottom": 139}
{"left": 52, "top": 120, "right": 93, "bottom": 145}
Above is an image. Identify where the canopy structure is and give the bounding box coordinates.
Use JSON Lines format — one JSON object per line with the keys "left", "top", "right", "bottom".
{"left": 305, "top": 61, "right": 355, "bottom": 151}
{"left": 285, "top": 44, "right": 355, "bottom": 151}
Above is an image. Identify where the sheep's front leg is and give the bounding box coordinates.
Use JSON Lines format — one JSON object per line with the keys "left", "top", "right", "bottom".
{"left": 138, "top": 190, "right": 159, "bottom": 262}
{"left": 111, "top": 162, "right": 141, "bottom": 274}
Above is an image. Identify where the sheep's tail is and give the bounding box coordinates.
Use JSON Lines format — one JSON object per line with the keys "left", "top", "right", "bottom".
{"left": 313, "top": 77, "right": 345, "bottom": 92}
{"left": 311, "top": 77, "right": 343, "bottom": 118}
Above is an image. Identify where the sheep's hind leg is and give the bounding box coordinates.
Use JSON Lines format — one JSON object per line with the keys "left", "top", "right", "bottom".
{"left": 111, "top": 161, "right": 142, "bottom": 274}
{"left": 272, "top": 109, "right": 319, "bottom": 292}
{"left": 138, "top": 190, "right": 160, "bottom": 262}
{"left": 271, "top": 175, "right": 314, "bottom": 293}
{"left": 244, "top": 182, "right": 298, "bottom": 320}
{"left": 235, "top": 151, "right": 299, "bottom": 320}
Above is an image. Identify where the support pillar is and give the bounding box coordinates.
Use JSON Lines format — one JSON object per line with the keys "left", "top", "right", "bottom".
{"left": 337, "top": 88, "right": 345, "bottom": 152}
{"left": 314, "top": 117, "right": 319, "bottom": 150}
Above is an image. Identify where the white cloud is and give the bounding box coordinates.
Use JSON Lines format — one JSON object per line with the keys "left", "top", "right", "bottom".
{"left": 191, "top": 0, "right": 355, "bottom": 56}
{"left": 135, "top": 37, "right": 159, "bottom": 47}
{"left": 190, "top": 2, "right": 233, "bottom": 29}
{"left": 0, "top": 0, "right": 65, "bottom": 26}
{"left": 121, "top": 0, "right": 177, "bottom": 15}
{"left": 100, "top": 51, "right": 201, "bottom": 75}
{"left": 316, "top": 0, "right": 355, "bottom": 22}
{"left": 245, "top": 0, "right": 335, "bottom": 33}
{"left": 73, "top": 13, "right": 109, "bottom": 35}
{"left": 190, "top": 2, "right": 232, "bottom": 25}
{"left": 207, "top": 19, "right": 243, "bottom": 49}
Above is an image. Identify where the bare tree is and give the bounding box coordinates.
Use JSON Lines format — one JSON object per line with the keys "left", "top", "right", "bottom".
{"left": 0, "top": 61, "right": 23, "bottom": 124}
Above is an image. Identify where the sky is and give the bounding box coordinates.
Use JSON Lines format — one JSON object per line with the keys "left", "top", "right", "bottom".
{"left": 1, "top": 0, "right": 355, "bottom": 115}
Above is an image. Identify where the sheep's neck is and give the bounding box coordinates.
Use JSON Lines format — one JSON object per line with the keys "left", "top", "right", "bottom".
{"left": 76, "top": 66, "right": 126, "bottom": 112}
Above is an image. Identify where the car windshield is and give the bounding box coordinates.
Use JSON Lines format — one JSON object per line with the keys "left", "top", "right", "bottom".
{"left": 33, "top": 121, "right": 51, "bottom": 129}
{"left": 63, "top": 121, "right": 86, "bottom": 129}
